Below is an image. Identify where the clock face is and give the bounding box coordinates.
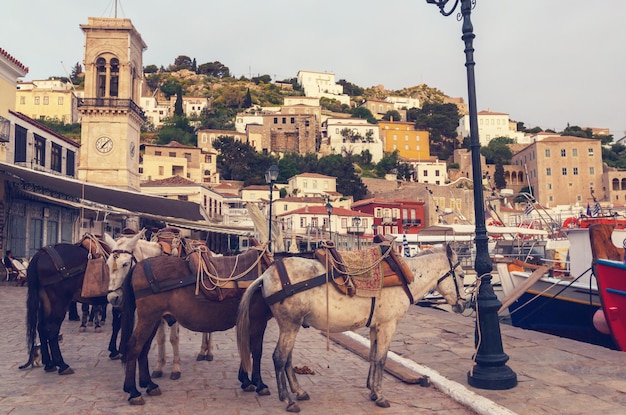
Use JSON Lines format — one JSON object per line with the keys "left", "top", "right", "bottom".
{"left": 130, "top": 142, "right": 136, "bottom": 158}
{"left": 96, "top": 136, "right": 113, "bottom": 153}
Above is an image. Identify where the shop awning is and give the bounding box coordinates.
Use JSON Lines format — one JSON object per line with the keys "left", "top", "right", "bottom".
{"left": 0, "top": 162, "right": 209, "bottom": 223}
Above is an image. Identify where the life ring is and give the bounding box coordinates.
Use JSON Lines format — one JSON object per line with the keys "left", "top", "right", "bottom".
{"left": 562, "top": 217, "right": 579, "bottom": 229}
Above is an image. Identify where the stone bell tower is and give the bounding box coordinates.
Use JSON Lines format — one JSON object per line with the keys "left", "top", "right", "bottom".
{"left": 77, "top": 17, "right": 146, "bottom": 191}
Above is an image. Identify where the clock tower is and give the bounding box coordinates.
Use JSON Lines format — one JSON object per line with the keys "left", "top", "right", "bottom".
{"left": 77, "top": 17, "right": 146, "bottom": 191}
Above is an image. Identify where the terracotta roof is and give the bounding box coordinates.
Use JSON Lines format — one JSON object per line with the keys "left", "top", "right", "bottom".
{"left": 141, "top": 176, "right": 197, "bottom": 186}
{"left": 0, "top": 48, "right": 28, "bottom": 74}
{"left": 279, "top": 205, "right": 372, "bottom": 217}
{"left": 293, "top": 172, "right": 335, "bottom": 179}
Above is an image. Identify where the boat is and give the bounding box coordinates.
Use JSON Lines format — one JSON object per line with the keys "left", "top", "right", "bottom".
{"left": 495, "top": 223, "right": 620, "bottom": 350}
{"left": 589, "top": 224, "right": 626, "bottom": 351}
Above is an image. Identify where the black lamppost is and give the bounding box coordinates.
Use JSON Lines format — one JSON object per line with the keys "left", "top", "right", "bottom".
{"left": 353, "top": 216, "right": 361, "bottom": 249}
{"left": 425, "top": 0, "right": 517, "bottom": 390}
{"left": 265, "top": 165, "right": 279, "bottom": 252}
{"left": 325, "top": 201, "right": 333, "bottom": 242}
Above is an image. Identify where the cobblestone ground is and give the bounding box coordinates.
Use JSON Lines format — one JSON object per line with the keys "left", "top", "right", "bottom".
{"left": 0, "top": 283, "right": 476, "bottom": 415}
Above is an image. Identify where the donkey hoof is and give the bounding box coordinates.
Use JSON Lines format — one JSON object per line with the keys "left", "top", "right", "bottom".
{"left": 59, "top": 367, "right": 75, "bottom": 375}
{"left": 129, "top": 396, "right": 145, "bottom": 405}
{"left": 286, "top": 402, "right": 301, "bottom": 413}
{"left": 296, "top": 392, "right": 310, "bottom": 401}
{"left": 147, "top": 387, "right": 161, "bottom": 396}
{"left": 94, "top": 326, "right": 102, "bottom": 333}
{"left": 170, "top": 372, "right": 181, "bottom": 380}
{"left": 204, "top": 354, "right": 214, "bottom": 362}
{"left": 375, "top": 397, "right": 390, "bottom": 408}
{"left": 78, "top": 326, "right": 86, "bottom": 333}
{"left": 242, "top": 384, "right": 256, "bottom": 392}
{"left": 151, "top": 370, "right": 163, "bottom": 378}
{"left": 196, "top": 354, "right": 204, "bottom": 361}
{"left": 109, "top": 352, "right": 122, "bottom": 360}
{"left": 257, "top": 387, "right": 271, "bottom": 396}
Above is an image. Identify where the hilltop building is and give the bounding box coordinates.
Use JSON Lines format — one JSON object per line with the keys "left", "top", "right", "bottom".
{"left": 15, "top": 79, "right": 80, "bottom": 124}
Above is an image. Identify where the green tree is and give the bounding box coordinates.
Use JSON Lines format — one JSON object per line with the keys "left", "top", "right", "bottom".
{"left": 320, "top": 97, "right": 350, "bottom": 113}
{"left": 562, "top": 124, "right": 592, "bottom": 138}
{"left": 318, "top": 154, "right": 367, "bottom": 201}
{"left": 410, "top": 102, "right": 460, "bottom": 160}
{"left": 375, "top": 151, "right": 399, "bottom": 177}
{"left": 494, "top": 163, "right": 506, "bottom": 189}
{"left": 157, "top": 116, "right": 196, "bottom": 146}
{"left": 171, "top": 55, "right": 193, "bottom": 71}
{"left": 197, "top": 61, "right": 230, "bottom": 78}
{"left": 251, "top": 74, "right": 271, "bottom": 84}
{"left": 382, "top": 110, "right": 401, "bottom": 121}
{"left": 480, "top": 136, "right": 514, "bottom": 164}
{"left": 144, "top": 64, "right": 158, "bottom": 74}
{"left": 351, "top": 107, "right": 377, "bottom": 124}
{"left": 337, "top": 79, "right": 364, "bottom": 96}
{"left": 174, "top": 86, "right": 184, "bottom": 117}
{"left": 160, "top": 78, "right": 181, "bottom": 99}
{"left": 243, "top": 88, "right": 253, "bottom": 108}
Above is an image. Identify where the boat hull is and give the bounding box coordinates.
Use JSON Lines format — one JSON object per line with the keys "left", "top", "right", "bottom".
{"left": 593, "top": 259, "right": 626, "bottom": 351}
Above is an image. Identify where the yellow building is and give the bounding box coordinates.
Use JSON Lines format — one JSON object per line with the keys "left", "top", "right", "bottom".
{"left": 378, "top": 121, "right": 430, "bottom": 161}
{"left": 15, "top": 79, "right": 79, "bottom": 123}
{"left": 140, "top": 141, "right": 219, "bottom": 184}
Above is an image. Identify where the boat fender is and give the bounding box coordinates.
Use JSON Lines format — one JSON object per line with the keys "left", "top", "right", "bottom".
{"left": 593, "top": 309, "right": 610, "bottom": 335}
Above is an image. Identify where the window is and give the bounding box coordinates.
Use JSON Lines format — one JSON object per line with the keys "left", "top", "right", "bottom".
{"left": 169, "top": 152, "right": 176, "bottom": 157}
{"left": 546, "top": 167, "right": 551, "bottom": 176}
{"left": 290, "top": 117, "right": 295, "bottom": 124}
{"left": 561, "top": 149, "right": 566, "bottom": 157}
{"left": 588, "top": 148, "right": 594, "bottom": 156}
{"left": 184, "top": 153, "right": 192, "bottom": 162}
{"left": 547, "top": 183, "right": 552, "bottom": 190}
{"left": 545, "top": 149, "right": 550, "bottom": 157}
{"left": 43, "top": 96, "right": 49, "bottom": 105}
{"left": 66, "top": 150, "right": 75, "bottom": 176}
{"left": 573, "top": 167, "right": 579, "bottom": 175}
{"left": 572, "top": 148, "right": 578, "bottom": 157}
{"left": 14, "top": 124, "right": 27, "bottom": 163}
{"left": 19, "top": 96, "right": 25, "bottom": 105}
{"left": 159, "top": 166, "right": 164, "bottom": 175}
{"left": 34, "top": 134, "right": 46, "bottom": 167}
{"left": 423, "top": 170, "right": 428, "bottom": 177}
{"left": 562, "top": 168, "right": 567, "bottom": 175}
{"left": 34, "top": 96, "right": 40, "bottom": 105}
{"left": 51, "top": 143, "right": 62, "bottom": 172}
{"left": 110, "top": 58, "right": 119, "bottom": 97}
{"left": 96, "top": 57, "right": 106, "bottom": 98}
{"left": 435, "top": 170, "right": 440, "bottom": 177}
{"left": 300, "top": 217, "right": 307, "bottom": 228}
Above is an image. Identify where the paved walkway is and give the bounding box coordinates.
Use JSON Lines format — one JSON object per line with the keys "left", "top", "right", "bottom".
{"left": 2, "top": 281, "right": 626, "bottom": 414}
{"left": 0, "top": 283, "right": 474, "bottom": 415}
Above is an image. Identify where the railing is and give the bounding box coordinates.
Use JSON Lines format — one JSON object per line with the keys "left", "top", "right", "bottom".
{"left": 78, "top": 98, "right": 146, "bottom": 120}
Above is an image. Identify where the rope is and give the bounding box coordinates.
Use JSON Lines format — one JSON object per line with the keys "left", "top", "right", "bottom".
{"left": 320, "top": 240, "right": 392, "bottom": 276}
{"left": 326, "top": 251, "right": 330, "bottom": 351}
{"left": 193, "top": 243, "right": 269, "bottom": 294}
{"left": 469, "top": 272, "right": 490, "bottom": 376}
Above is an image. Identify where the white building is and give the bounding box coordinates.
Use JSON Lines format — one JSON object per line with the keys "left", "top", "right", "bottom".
{"left": 386, "top": 95, "right": 420, "bottom": 111}
{"left": 296, "top": 70, "right": 350, "bottom": 106}
{"left": 457, "top": 110, "right": 525, "bottom": 145}
{"left": 324, "top": 117, "right": 383, "bottom": 162}
{"left": 140, "top": 96, "right": 171, "bottom": 128}
{"left": 287, "top": 172, "right": 337, "bottom": 199}
{"left": 413, "top": 160, "right": 448, "bottom": 185}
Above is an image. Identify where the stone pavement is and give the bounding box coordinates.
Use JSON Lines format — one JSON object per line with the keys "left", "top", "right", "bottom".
{"left": 2, "top": 280, "right": 626, "bottom": 415}
{"left": 0, "top": 282, "right": 475, "bottom": 415}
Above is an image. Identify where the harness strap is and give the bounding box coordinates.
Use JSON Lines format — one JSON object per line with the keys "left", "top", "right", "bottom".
{"left": 134, "top": 258, "right": 196, "bottom": 299}
{"left": 365, "top": 297, "right": 376, "bottom": 327}
{"left": 41, "top": 245, "right": 87, "bottom": 285}
{"left": 380, "top": 245, "right": 414, "bottom": 304}
{"left": 265, "top": 269, "right": 331, "bottom": 305}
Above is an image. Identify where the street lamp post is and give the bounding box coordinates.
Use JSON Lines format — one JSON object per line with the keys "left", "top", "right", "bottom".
{"left": 353, "top": 216, "right": 361, "bottom": 250}
{"left": 425, "top": 0, "right": 517, "bottom": 390}
{"left": 325, "top": 202, "right": 333, "bottom": 243}
{"left": 265, "top": 165, "right": 279, "bottom": 252}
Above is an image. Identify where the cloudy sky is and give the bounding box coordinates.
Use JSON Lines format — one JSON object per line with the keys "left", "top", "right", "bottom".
{"left": 2, "top": 1, "right": 624, "bottom": 136}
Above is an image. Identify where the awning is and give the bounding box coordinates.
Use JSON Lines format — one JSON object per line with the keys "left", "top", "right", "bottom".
{"left": 0, "top": 162, "right": 209, "bottom": 223}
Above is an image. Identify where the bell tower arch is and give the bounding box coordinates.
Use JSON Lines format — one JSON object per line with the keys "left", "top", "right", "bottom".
{"left": 77, "top": 17, "right": 146, "bottom": 191}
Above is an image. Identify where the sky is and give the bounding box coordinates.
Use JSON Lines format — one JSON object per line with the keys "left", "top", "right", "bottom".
{"left": 2, "top": 0, "right": 624, "bottom": 137}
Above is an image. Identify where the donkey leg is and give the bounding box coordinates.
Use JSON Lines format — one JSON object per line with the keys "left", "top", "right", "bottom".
{"left": 169, "top": 322, "right": 181, "bottom": 380}
{"left": 367, "top": 326, "right": 378, "bottom": 390}
{"left": 368, "top": 322, "right": 396, "bottom": 408}
{"left": 79, "top": 303, "right": 89, "bottom": 332}
{"left": 45, "top": 319, "right": 73, "bottom": 375}
{"left": 250, "top": 315, "right": 270, "bottom": 395}
{"left": 123, "top": 336, "right": 144, "bottom": 405}
{"left": 151, "top": 320, "right": 166, "bottom": 378}
{"left": 273, "top": 322, "right": 301, "bottom": 412}
{"left": 285, "top": 349, "right": 309, "bottom": 401}
{"left": 197, "top": 332, "right": 214, "bottom": 361}
{"left": 108, "top": 308, "right": 122, "bottom": 359}
{"left": 37, "top": 317, "right": 54, "bottom": 372}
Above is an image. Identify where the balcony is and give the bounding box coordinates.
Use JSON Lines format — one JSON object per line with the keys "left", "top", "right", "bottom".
{"left": 78, "top": 98, "right": 146, "bottom": 121}
{"left": 402, "top": 219, "right": 422, "bottom": 227}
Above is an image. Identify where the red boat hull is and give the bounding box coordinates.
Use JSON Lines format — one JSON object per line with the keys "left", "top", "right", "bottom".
{"left": 593, "top": 259, "right": 626, "bottom": 351}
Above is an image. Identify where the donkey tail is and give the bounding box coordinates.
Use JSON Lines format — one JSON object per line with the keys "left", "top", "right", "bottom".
{"left": 237, "top": 276, "right": 264, "bottom": 374}
{"left": 119, "top": 268, "right": 137, "bottom": 362}
{"left": 22, "top": 257, "right": 40, "bottom": 370}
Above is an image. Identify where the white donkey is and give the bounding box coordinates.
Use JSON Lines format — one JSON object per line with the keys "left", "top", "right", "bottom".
{"left": 105, "top": 230, "right": 213, "bottom": 380}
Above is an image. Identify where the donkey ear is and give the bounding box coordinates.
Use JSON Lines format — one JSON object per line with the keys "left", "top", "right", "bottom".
{"left": 104, "top": 233, "right": 116, "bottom": 248}
{"left": 138, "top": 228, "right": 147, "bottom": 239}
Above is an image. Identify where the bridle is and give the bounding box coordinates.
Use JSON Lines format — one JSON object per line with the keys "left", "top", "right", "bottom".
{"left": 436, "top": 255, "right": 464, "bottom": 302}
{"left": 107, "top": 249, "right": 138, "bottom": 295}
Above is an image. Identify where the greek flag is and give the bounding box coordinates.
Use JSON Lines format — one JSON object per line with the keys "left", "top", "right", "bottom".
{"left": 403, "top": 234, "right": 411, "bottom": 257}
{"left": 524, "top": 202, "right": 534, "bottom": 216}
{"left": 593, "top": 202, "right": 601, "bottom": 217}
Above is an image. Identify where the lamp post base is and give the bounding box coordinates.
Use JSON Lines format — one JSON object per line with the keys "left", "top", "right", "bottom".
{"left": 468, "top": 365, "right": 517, "bottom": 390}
